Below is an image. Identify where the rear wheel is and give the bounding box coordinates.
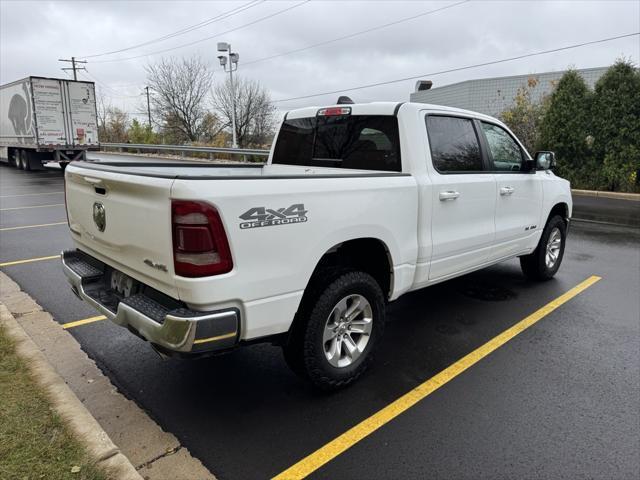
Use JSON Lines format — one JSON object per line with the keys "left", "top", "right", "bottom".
{"left": 16, "top": 150, "right": 24, "bottom": 170}
{"left": 20, "top": 150, "right": 31, "bottom": 171}
{"left": 284, "top": 270, "right": 385, "bottom": 390}
{"left": 520, "top": 215, "right": 567, "bottom": 280}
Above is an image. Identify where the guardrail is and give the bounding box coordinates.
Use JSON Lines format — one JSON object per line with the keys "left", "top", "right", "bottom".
{"left": 100, "top": 143, "right": 270, "bottom": 159}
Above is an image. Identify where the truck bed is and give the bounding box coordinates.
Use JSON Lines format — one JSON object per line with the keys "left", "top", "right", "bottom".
{"left": 64, "top": 159, "right": 418, "bottom": 339}
{"left": 72, "top": 160, "right": 410, "bottom": 179}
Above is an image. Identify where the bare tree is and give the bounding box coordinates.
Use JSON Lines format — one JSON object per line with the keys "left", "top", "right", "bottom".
{"left": 499, "top": 77, "right": 548, "bottom": 154}
{"left": 95, "top": 90, "right": 129, "bottom": 142}
{"left": 212, "top": 76, "right": 276, "bottom": 148}
{"left": 145, "top": 56, "right": 215, "bottom": 143}
{"left": 96, "top": 91, "right": 109, "bottom": 140}
{"left": 105, "top": 107, "right": 129, "bottom": 142}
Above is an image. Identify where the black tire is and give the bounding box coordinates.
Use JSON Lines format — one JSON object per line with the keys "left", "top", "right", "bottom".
{"left": 520, "top": 215, "right": 567, "bottom": 280}
{"left": 284, "top": 270, "right": 385, "bottom": 390}
{"left": 15, "top": 150, "right": 24, "bottom": 170}
{"left": 21, "top": 150, "right": 31, "bottom": 171}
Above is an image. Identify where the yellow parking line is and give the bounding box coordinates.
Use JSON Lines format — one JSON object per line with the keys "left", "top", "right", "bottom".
{"left": 0, "top": 191, "right": 64, "bottom": 198}
{"left": 273, "top": 275, "right": 602, "bottom": 480}
{"left": 0, "top": 203, "right": 64, "bottom": 211}
{"left": 0, "top": 255, "right": 60, "bottom": 267}
{"left": 0, "top": 221, "right": 67, "bottom": 231}
{"left": 62, "top": 315, "right": 107, "bottom": 329}
{"left": 193, "top": 331, "right": 237, "bottom": 344}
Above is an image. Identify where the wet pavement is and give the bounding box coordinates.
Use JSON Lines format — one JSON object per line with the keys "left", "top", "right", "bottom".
{"left": 1, "top": 160, "right": 638, "bottom": 479}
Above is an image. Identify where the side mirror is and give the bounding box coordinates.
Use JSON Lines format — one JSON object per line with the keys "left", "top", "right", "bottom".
{"left": 535, "top": 151, "right": 556, "bottom": 170}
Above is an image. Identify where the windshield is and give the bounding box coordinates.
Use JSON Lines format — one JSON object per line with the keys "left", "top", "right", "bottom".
{"left": 272, "top": 115, "right": 401, "bottom": 172}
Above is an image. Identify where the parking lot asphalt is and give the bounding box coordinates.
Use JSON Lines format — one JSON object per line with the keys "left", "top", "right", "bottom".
{"left": 1, "top": 160, "right": 639, "bottom": 480}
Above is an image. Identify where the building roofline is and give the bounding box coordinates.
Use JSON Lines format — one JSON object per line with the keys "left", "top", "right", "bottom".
{"left": 416, "top": 65, "right": 609, "bottom": 93}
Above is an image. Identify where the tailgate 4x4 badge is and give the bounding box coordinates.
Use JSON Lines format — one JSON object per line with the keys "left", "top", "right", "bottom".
{"left": 239, "top": 203, "right": 308, "bottom": 229}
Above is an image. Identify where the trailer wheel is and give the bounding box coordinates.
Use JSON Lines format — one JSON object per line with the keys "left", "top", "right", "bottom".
{"left": 21, "top": 151, "right": 31, "bottom": 171}
{"left": 15, "top": 150, "right": 24, "bottom": 170}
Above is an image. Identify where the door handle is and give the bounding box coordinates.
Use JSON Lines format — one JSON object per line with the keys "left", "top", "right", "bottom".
{"left": 500, "top": 186, "right": 514, "bottom": 196}
{"left": 439, "top": 190, "right": 460, "bottom": 201}
{"left": 83, "top": 176, "right": 103, "bottom": 185}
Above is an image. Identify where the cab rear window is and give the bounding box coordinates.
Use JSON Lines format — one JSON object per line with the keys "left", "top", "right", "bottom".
{"left": 272, "top": 115, "right": 401, "bottom": 172}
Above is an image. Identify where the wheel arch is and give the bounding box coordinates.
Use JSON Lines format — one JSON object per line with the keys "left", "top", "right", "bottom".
{"left": 308, "top": 237, "right": 393, "bottom": 298}
{"left": 548, "top": 202, "right": 570, "bottom": 225}
{"left": 286, "top": 236, "right": 393, "bottom": 344}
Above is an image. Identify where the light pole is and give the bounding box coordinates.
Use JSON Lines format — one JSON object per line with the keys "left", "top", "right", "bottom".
{"left": 144, "top": 86, "right": 152, "bottom": 129}
{"left": 217, "top": 42, "right": 239, "bottom": 149}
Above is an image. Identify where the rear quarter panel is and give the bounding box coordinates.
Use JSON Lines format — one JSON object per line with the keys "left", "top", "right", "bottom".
{"left": 171, "top": 174, "right": 418, "bottom": 339}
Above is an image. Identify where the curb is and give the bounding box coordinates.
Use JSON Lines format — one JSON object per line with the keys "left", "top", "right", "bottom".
{"left": 0, "top": 303, "right": 142, "bottom": 480}
{"left": 0, "top": 271, "right": 216, "bottom": 480}
{"left": 572, "top": 189, "right": 640, "bottom": 201}
{"left": 571, "top": 217, "right": 640, "bottom": 228}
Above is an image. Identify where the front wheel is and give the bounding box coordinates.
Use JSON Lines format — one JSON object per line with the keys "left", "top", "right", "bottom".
{"left": 284, "top": 270, "right": 385, "bottom": 390}
{"left": 520, "top": 215, "right": 567, "bottom": 280}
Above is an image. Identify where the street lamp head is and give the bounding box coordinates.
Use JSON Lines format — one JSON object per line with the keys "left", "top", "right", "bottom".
{"left": 217, "top": 55, "right": 227, "bottom": 66}
{"left": 230, "top": 52, "right": 239, "bottom": 64}
{"left": 217, "top": 42, "right": 229, "bottom": 52}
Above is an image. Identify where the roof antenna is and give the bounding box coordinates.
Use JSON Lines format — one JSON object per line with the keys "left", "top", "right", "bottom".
{"left": 337, "top": 96, "right": 354, "bottom": 105}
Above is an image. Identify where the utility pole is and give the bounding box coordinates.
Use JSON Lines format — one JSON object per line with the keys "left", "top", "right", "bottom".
{"left": 58, "top": 57, "right": 87, "bottom": 80}
{"left": 217, "top": 42, "right": 239, "bottom": 149}
{"left": 145, "top": 86, "right": 152, "bottom": 128}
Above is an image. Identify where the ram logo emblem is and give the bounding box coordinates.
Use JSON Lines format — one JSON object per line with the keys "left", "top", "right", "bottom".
{"left": 93, "top": 202, "right": 106, "bottom": 232}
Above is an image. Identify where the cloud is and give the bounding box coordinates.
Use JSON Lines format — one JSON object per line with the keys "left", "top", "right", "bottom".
{"left": 2, "top": 0, "right": 638, "bottom": 116}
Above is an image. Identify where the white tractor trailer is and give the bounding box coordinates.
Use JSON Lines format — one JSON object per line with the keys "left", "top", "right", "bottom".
{"left": 0, "top": 76, "right": 99, "bottom": 171}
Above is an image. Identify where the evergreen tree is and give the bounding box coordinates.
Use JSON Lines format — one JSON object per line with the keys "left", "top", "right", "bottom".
{"left": 539, "top": 70, "right": 593, "bottom": 186}
{"left": 591, "top": 60, "right": 640, "bottom": 192}
{"left": 127, "top": 119, "right": 157, "bottom": 144}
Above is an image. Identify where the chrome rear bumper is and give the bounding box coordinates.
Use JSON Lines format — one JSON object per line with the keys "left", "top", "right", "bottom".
{"left": 61, "top": 250, "right": 238, "bottom": 354}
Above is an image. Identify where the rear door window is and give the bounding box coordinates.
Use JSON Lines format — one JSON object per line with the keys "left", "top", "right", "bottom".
{"left": 425, "top": 115, "right": 483, "bottom": 173}
{"left": 272, "top": 114, "right": 401, "bottom": 172}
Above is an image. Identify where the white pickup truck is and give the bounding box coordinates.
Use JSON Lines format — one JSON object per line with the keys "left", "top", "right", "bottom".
{"left": 62, "top": 102, "right": 571, "bottom": 389}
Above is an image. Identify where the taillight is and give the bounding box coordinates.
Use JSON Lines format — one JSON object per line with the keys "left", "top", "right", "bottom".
{"left": 171, "top": 200, "right": 233, "bottom": 277}
{"left": 317, "top": 107, "right": 351, "bottom": 116}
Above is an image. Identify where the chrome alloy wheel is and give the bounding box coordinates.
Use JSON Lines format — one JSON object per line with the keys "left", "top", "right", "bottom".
{"left": 545, "top": 227, "right": 562, "bottom": 269}
{"left": 323, "top": 294, "right": 373, "bottom": 368}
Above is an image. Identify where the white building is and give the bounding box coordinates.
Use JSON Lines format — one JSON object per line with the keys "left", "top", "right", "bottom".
{"left": 410, "top": 67, "right": 608, "bottom": 116}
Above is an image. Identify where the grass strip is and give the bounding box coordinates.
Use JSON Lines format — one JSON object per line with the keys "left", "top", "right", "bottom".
{"left": 0, "top": 324, "right": 106, "bottom": 480}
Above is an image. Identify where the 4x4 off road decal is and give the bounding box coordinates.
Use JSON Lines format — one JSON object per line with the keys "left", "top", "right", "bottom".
{"left": 239, "top": 204, "right": 308, "bottom": 229}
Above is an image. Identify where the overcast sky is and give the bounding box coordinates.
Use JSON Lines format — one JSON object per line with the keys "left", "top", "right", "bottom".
{"left": 2, "top": 0, "right": 638, "bottom": 119}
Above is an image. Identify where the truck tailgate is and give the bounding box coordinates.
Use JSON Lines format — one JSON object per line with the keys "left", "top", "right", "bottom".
{"left": 65, "top": 166, "right": 178, "bottom": 298}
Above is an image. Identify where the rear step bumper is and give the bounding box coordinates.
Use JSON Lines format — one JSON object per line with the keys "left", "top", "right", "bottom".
{"left": 61, "top": 249, "right": 239, "bottom": 355}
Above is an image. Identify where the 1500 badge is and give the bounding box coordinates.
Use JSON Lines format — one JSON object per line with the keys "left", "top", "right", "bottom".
{"left": 239, "top": 204, "right": 308, "bottom": 229}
